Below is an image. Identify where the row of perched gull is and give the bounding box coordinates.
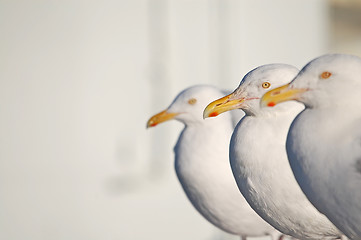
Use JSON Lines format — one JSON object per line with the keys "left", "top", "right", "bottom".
{"left": 146, "top": 53, "right": 361, "bottom": 240}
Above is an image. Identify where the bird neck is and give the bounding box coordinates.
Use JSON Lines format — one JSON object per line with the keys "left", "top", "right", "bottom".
{"left": 248, "top": 101, "right": 304, "bottom": 120}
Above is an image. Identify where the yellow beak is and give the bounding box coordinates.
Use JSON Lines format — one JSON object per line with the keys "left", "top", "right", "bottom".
{"left": 203, "top": 93, "right": 244, "bottom": 119}
{"left": 146, "top": 110, "right": 179, "bottom": 128}
{"left": 261, "top": 84, "right": 308, "bottom": 107}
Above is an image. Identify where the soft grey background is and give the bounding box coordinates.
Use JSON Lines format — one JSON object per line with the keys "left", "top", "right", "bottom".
{"left": 1, "top": 0, "right": 360, "bottom": 240}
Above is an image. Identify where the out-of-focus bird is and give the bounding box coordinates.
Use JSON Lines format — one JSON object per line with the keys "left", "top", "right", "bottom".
{"left": 261, "top": 54, "right": 361, "bottom": 240}
{"left": 147, "top": 85, "right": 281, "bottom": 240}
{"left": 204, "top": 65, "right": 344, "bottom": 240}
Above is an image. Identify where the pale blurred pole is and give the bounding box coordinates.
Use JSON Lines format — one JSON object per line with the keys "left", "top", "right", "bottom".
{"left": 147, "top": 0, "right": 175, "bottom": 179}
{"left": 164, "top": 0, "right": 329, "bottom": 93}
{"left": 237, "top": 0, "right": 329, "bottom": 74}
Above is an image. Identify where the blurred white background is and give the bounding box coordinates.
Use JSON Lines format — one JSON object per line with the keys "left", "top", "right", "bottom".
{"left": 1, "top": 0, "right": 361, "bottom": 239}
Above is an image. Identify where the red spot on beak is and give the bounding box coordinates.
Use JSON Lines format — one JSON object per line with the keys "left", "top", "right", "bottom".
{"left": 268, "top": 102, "right": 276, "bottom": 107}
{"left": 209, "top": 112, "right": 219, "bottom": 117}
{"left": 150, "top": 123, "right": 158, "bottom": 127}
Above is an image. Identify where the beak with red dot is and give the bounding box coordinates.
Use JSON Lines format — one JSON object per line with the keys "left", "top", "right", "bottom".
{"left": 203, "top": 93, "right": 245, "bottom": 119}
{"left": 146, "top": 110, "right": 179, "bottom": 128}
{"left": 260, "top": 71, "right": 332, "bottom": 107}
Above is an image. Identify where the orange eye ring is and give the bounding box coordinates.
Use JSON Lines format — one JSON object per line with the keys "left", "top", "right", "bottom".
{"left": 188, "top": 98, "right": 197, "bottom": 105}
{"left": 262, "top": 82, "right": 271, "bottom": 89}
{"left": 320, "top": 71, "right": 332, "bottom": 79}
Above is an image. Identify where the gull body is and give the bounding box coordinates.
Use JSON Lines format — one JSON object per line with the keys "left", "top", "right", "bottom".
{"left": 147, "top": 85, "right": 279, "bottom": 239}
{"left": 204, "top": 65, "right": 343, "bottom": 240}
{"left": 261, "top": 54, "right": 361, "bottom": 240}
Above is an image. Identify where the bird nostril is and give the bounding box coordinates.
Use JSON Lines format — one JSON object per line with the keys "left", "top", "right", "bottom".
{"left": 271, "top": 91, "right": 280, "bottom": 96}
{"left": 215, "top": 99, "right": 229, "bottom": 107}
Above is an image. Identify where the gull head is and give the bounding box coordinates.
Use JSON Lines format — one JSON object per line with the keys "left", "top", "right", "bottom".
{"left": 204, "top": 64, "right": 299, "bottom": 118}
{"left": 261, "top": 54, "right": 361, "bottom": 109}
{"left": 147, "top": 85, "right": 228, "bottom": 128}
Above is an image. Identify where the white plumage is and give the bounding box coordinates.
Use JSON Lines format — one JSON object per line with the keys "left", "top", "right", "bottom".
{"left": 204, "top": 65, "right": 343, "bottom": 240}
{"left": 147, "top": 85, "right": 280, "bottom": 240}
{"left": 261, "top": 54, "right": 361, "bottom": 240}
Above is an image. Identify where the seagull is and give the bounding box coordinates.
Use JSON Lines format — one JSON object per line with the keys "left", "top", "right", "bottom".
{"left": 147, "top": 85, "right": 281, "bottom": 240}
{"left": 204, "top": 64, "right": 344, "bottom": 240}
{"left": 261, "top": 54, "right": 361, "bottom": 240}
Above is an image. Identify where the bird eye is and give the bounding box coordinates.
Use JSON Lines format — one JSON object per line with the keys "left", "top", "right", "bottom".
{"left": 262, "top": 82, "right": 271, "bottom": 89}
{"left": 188, "top": 98, "right": 197, "bottom": 105}
{"left": 320, "top": 71, "right": 332, "bottom": 79}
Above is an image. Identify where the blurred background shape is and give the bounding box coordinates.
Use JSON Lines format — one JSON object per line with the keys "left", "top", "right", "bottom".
{"left": 0, "top": 0, "right": 360, "bottom": 239}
